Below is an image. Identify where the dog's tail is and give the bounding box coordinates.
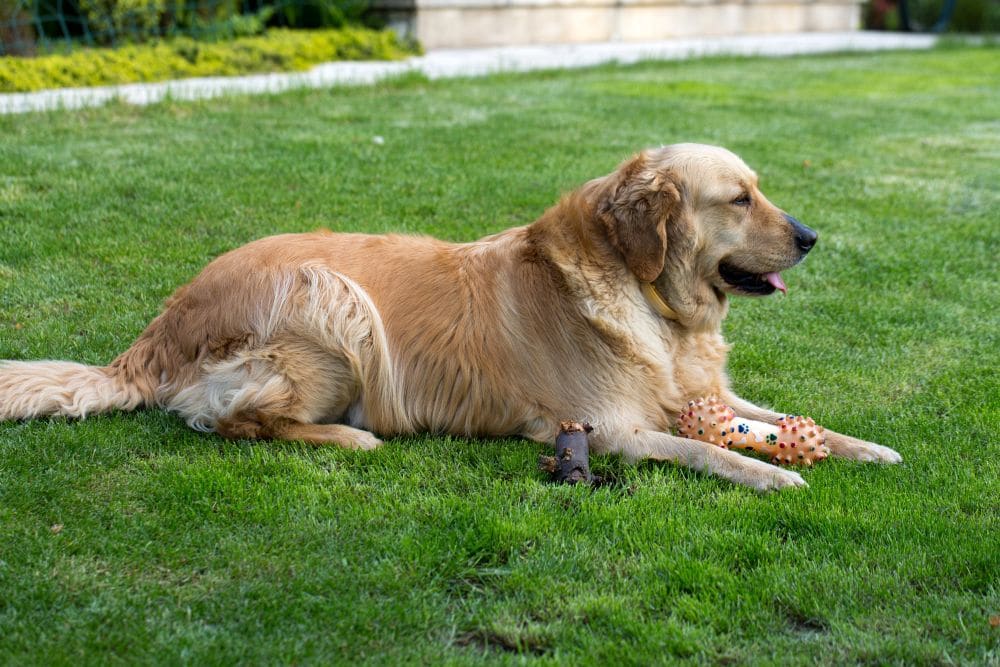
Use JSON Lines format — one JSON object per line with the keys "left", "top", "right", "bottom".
{"left": 0, "top": 354, "right": 155, "bottom": 422}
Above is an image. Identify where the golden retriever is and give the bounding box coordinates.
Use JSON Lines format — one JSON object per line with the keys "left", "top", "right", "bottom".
{"left": 0, "top": 143, "right": 901, "bottom": 490}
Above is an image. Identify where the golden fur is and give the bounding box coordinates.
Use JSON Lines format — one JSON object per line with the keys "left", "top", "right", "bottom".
{"left": 0, "top": 143, "right": 901, "bottom": 490}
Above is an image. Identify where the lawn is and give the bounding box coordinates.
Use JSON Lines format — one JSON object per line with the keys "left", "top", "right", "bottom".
{"left": 1, "top": 45, "right": 998, "bottom": 664}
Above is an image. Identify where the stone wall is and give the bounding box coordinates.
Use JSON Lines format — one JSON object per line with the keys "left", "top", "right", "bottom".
{"left": 372, "top": 0, "right": 863, "bottom": 49}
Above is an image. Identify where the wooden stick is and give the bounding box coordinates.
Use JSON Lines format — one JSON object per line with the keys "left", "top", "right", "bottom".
{"left": 539, "top": 421, "right": 594, "bottom": 484}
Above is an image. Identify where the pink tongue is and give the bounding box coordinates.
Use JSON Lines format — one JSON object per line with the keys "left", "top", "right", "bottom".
{"left": 765, "top": 272, "right": 787, "bottom": 294}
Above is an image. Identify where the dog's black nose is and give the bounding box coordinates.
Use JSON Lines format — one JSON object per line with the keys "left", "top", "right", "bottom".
{"left": 786, "top": 214, "right": 818, "bottom": 253}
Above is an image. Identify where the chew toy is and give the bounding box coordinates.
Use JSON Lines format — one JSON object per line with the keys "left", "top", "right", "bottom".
{"left": 676, "top": 396, "right": 829, "bottom": 466}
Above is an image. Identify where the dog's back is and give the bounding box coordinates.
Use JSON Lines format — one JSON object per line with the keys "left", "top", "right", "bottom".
{"left": 0, "top": 227, "right": 581, "bottom": 443}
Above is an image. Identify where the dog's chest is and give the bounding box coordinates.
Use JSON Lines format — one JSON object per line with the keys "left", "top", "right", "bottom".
{"left": 620, "top": 316, "right": 731, "bottom": 421}
{"left": 662, "top": 327, "right": 730, "bottom": 405}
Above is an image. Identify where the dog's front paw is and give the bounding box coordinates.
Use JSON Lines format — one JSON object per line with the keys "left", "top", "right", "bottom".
{"left": 348, "top": 432, "right": 384, "bottom": 450}
{"left": 854, "top": 442, "right": 902, "bottom": 464}
{"left": 826, "top": 434, "right": 902, "bottom": 464}
{"left": 756, "top": 466, "right": 807, "bottom": 492}
{"left": 735, "top": 457, "right": 808, "bottom": 492}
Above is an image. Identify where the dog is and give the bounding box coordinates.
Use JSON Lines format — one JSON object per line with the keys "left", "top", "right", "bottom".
{"left": 0, "top": 143, "right": 901, "bottom": 490}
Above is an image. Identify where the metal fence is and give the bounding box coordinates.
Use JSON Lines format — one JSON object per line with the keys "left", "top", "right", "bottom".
{"left": 0, "top": 0, "right": 368, "bottom": 55}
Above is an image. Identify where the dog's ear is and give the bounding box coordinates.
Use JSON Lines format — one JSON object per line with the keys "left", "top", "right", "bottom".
{"left": 597, "top": 153, "right": 682, "bottom": 283}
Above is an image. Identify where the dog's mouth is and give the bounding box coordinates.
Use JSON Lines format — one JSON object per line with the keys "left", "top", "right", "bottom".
{"left": 718, "top": 261, "right": 787, "bottom": 296}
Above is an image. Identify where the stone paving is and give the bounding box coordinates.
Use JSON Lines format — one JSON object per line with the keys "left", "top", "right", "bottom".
{"left": 0, "top": 32, "right": 936, "bottom": 114}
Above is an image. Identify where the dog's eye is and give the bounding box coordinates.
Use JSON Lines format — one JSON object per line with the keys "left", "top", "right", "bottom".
{"left": 731, "top": 194, "right": 752, "bottom": 207}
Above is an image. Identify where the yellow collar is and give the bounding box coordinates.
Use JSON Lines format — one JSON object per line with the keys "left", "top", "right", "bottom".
{"left": 641, "top": 282, "right": 680, "bottom": 321}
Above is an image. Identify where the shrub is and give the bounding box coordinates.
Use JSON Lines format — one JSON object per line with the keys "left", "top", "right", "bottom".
{"left": 77, "top": 0, "right": 165, "bottom": 44}
{"left": 948, "top": 0, "right": 1000, "bottom": 32}
{"left": 864, "top": 0, "right": 1000, "bottom": 33}
{"left": 0, "top": 26, "right": 418, "bottom": 92}
{"left": 1, "top": 0, "right": 379, "bottom": 54}
{"left": 73, "top": 0, "right": 370, "bottom": 46}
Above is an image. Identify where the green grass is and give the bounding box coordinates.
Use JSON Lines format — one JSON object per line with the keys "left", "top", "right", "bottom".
{"left": 1, "top": 45, "right": 998, "bottom": 664}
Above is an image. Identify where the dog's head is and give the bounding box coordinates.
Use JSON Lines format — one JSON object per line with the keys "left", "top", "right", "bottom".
{"left": 593, "top": 143, "right": 816, "bottom": 315}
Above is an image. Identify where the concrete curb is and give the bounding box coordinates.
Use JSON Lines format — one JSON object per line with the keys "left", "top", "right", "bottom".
{"left": 0, "top": 32, "right": 937, "bottom": 114}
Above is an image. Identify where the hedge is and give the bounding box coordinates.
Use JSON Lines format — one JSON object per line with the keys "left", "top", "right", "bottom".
{"left": 0, "top": 27, "right": 417, "bottom": 93}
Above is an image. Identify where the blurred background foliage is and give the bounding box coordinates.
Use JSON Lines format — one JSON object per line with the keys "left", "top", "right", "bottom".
{"left": 1, "top": 0, "right": 376, "bottom": 56}
{"left": 0, "top": 0, "right": 996, "bottom": 59}
{"left": 864, "top": 0, "right": 999, "bottom": 33}
{"left": 0, "top": 26, "right": 413, "bottom": 91}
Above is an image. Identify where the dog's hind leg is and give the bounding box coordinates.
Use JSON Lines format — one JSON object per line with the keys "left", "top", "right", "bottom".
{"left": 174, "top": 337, "right": 383, "bottom": 449}
{"left": 217, "top": 413, "right": 382, "bottom": 450}
{"left": 162, "top": 266, "right": 409, "bottom": 448}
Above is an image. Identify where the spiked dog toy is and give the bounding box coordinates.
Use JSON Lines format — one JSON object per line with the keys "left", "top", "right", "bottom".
{"left": 676, "top": 396, "right": 829, "bottom": 466}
